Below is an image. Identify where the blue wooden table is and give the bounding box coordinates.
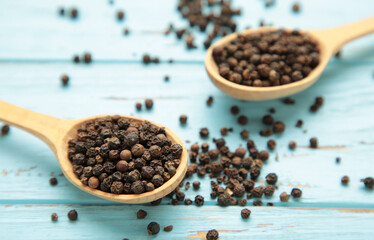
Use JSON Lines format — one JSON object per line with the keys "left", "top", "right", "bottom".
{"left": 0, "top": 0, "right": 374, "bottom": 239}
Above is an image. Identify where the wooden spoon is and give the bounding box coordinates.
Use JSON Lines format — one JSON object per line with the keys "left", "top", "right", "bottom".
{"left": 0, "top": 100, "right": 188, "bottom": 204}
{"left": 205, "top": 16, "right": 374, "bottom": 101}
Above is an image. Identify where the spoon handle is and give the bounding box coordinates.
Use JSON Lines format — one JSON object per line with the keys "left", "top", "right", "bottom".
{"left": 314, "top": 16, "right": 374, "bottom": 54}
{"left": 0, "top": 100, "right": 69, "bottom": 153}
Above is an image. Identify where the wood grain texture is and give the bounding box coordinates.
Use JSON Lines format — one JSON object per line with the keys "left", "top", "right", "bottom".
{"left": 0, "top": 0, "right": 373, "bottom": 239}
{"left": 0, "top": 205, "right": 373, "bottom": 240}
{"left": 0, "top": 63, "right": 373, "bottom": 208}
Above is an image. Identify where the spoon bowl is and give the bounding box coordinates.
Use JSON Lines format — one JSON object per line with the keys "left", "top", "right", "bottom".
{"left": 0, "top": 100, "right": 188, "bottom": 204}
{"left": 205, "top": 17, "right": 374, "bottom": 101}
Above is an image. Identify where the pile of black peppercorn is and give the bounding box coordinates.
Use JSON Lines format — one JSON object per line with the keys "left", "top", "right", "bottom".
{"left": 212, "top": 30, "right": 320, "bottom": 87}
{"left": 68, "top": 116, "right": 183, "bottom": 194}
{"left": 174, "top": 0, "right": 241, "bottom": 49}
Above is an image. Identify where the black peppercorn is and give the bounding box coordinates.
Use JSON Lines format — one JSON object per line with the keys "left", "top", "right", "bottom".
{"left": 361, "top": 177, "right": 374, "bottom": 189}
{"left": 291, "top": 188, "right": 302, "bottom": 198}
{"left": 117, "top": 10, "right": 125, "bottom": 20}
{"left": 179, "top": 115, "right": 187, "bottom": 124}
{"left": 267, "top": 139, "right": 276, "bottom": 150}
{"left": 137, "top": 209, "right": 147, "bottom": 219}
{"left": 194, "top": 195, "right": 204, "bottom": 206}
{"left": 193, "top": 181, "right": 200, "bottom": 190}
{"left": 341, "top": 176, "right": 349, "bottom": 185}
{"left": 51, "top": 213, "right": 58, "bottom": 221}
{"left": 49, "top": 177, "right": 58, "bottom": 186}
{"left": 266, "top": 173, "right": 278, "bottom": 185}
{"left": 206, "top": 96, "right": 214, "bottom": 106}
{"left": 280, "top": 192, "right": 290, "bottom": 202}
{"left": 241, "top": 208, "right": 251, "bottom": 219}
{"left": 145, "top": 99, "right": 153, "bottom": 109}
{"left": 200, "top": 128, "right": 209, "bottom": 138}
{"left": 147, "top": 222, "right": 160, "bottom": 235}
{"left": 206, "top": 230, "right": 219, "bottom": 240}
{"left": 164, "top": 225, "right": 173, "bottom": 232}
{"left": 230, "top": 106, "right": 240, "bottom": 115}
{"left": 83, "top": 52, "right": 92, "bottom": 64}
{"left": 61, "top": 74, "right": 69, "bottom": 86}
{"left": 68, "top": 209, "right": 78, "bottom": 221}
{"left": 289, "top": 141, "right": 297, "bottom": 150}
{"left": 1, "top": 125, "right": 10, "bottom": 136}
{"left": 310, "top": 137, "right": 318, "bottom": 148}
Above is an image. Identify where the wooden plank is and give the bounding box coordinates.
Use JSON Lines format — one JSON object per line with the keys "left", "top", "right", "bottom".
{"left": 0, "top": 0, "right": 373, "bottom": 61}
{"left": 0, "top": 62, "right": 373, "bottom": 206}
{"left": 0, "top": 205, "right": 373, "bottom": 239}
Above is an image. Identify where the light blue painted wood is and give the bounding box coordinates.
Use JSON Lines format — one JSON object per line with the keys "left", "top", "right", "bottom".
{"left": 0, "top": 63, "right": 373, "bottom": 208}
{"left": 0, "top": 205, "right": 373, "bottom": 240}
{"left": 0, "top": 0, "right": 373, "bottom": 61}
{"left": 0, "top": 0, "right": 374, "bottom": 239}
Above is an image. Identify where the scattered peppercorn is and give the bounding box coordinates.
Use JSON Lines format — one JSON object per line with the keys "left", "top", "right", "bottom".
{"left": 253, "top": 200, "right": 263, "bottom": 206}
{"left": 240, "top": 129, "right": 250, "bottom": 139}
{"left": 68, "top": 209, "right": 78, "bottom": 221}
{"left": 200, "top": 128, "right": 209, "bottom": 138}
{"left": 361, "top": 177, "right": 374, "bottom": 189}
{"left": 267, "top": 139, "right": 276, "bottom": 150}
{"left": 164, "top": 225, "right": 173, "bottom": 232}
{"left": 291, "top": 188, "right": 302, "bottom": 198}
{"left": 1, "top": 125, "right": 10, "bottom": 136}
{"left": 220, "top": 127, "right": 233, "bottom": 136}
{"left": 273, "top": 121, "right": 285, "bottom": 133}
{"left": 147, "top": 222, "right": 160, "bottom": 235}
{"left": 61, "top": 74, "right": 69, "bottom": 86}
{"left": 336, "top": 157, "right": 341, "bottom": 163}
{"left": 49, "top": 178, "right": 58, "bottom": 186}
{"left": 179, "top": 115, "right": 188, "bottom": 124}
{"left": 193, "top": 181, "right": 200, "bottom": 190}
{"left": 239, "top": 199, "right": 247, "bottom": 206}
{"left": 230, "top": 105, "right": 240, "bottom": 115}
{"left": 266, "top": 173, "right": 278, "bottom": 185}
{"left": 280, "top": 192, "right": 290, "bottom": 202}
{"left": 217, "top": 193, "right": 231, "bottom": 207}
{"left": 117, "top": 10, "right": 124, "bottom": 20}
{"left": 83, "top": 52, "right": 92, "bottom": 64}
{"left": 292, "top": 3, "right": 300, "bottom": 12}
{"left": 282, "top": 98, "right": 295, "bottom": 105}
{"left": 135, "top": 102, "right": 142, "bottom": 111}
{"left": 238, "top": 115, "right": 248, "bottom": 125}
{"left": 341, "top": 176, "right": 349, "bottom": 185}
{"left": 289, "top": 141, "right": 296, "bottom": 150}
{"left": 206, "top": 229, "right": 219, "bottom": 240}
{"left": 262, "top": 115, "right": 274, "bottom": 125}
{"left": 310, "top": 137, "right": 318, "bottom": 148}
{"left": 310, "top": 96, "right": 324, "bottom": 112}
{"left": 51, "top": 213, "right": 58, "bottom": 221}
{"left": 73, "top": 55, "right": 79, "bottom": 63}
{"left": 137, "top": 209, "right": 147, "bottom": 219}
{"left": 164, "top": 75, "right": 169, "bottom": 81}
{"left": 264, "top": 185, "right": 275, "bottom": 197}
{"left": 195, "top": 195, "right": 204, "bottom": 206}
{"left": 296, "top": 119, "right": 303, "bottom": 128}
{"left": 206, "top": 96, "right": 214, "bottom": 106}
{"left": 241, "top": 208, "right": 251, "bottom": 219}
{"left": 145, "top": 99, "right": 153, "bottom": 109}
{"left": 123, "top": 28, "right": 129, "bottom": 35}
{"left": 58, "top": 7, "right": 65, "bottom": 15}
{"left": 70, "top": 8, "right": 78, "bottom": 19}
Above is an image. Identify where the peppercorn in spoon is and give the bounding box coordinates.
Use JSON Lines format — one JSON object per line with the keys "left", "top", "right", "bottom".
{"left": 205, "top": 16, "right": 374, "bottom": 101}
{"left": 0, "top": 100, "right": 188, "bottom": 203}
